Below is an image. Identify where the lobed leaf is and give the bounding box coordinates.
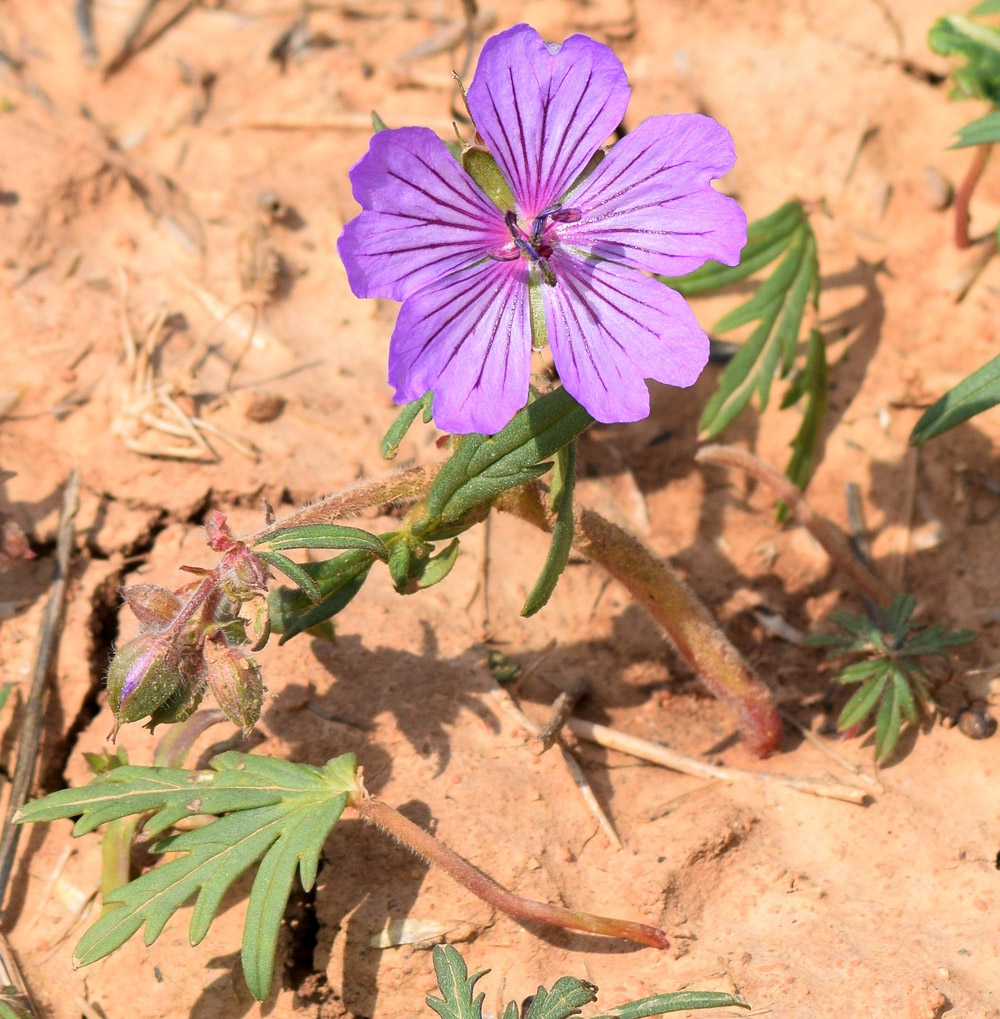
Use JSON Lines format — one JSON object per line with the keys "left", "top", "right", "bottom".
{"left": 909, "top": 352, "right": 1000, "bottom": 444}
{"left": 426, "top": 945, "right": 488, "bottom": 1019}
{"left": 524, "top": 977, "right": 598, "bottom": 1019}
{"left": 929, "top": 12, "right": 1000, "bottom": 104}
{"left": 837, "top": 672, "right": 889, "bottom": 731}
{"left": 17, "top": 752, "right": 358, "bottom": 1002}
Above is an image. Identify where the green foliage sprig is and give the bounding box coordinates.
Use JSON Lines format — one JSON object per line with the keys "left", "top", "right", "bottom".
{"left": 809, "top": 595, "right": 976, "bottom": 761}
{"left": 16, "top": 752, "right": 358, "bottom": 1002}
{"left": 425, "top": 944, "right": 748, "bottom": 1019}
{"left": 669, "top": 200, "right": 828, "bottom": 495}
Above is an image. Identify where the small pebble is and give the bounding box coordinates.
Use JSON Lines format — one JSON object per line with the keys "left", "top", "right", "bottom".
{"left": 234, "top": 389, "right": 286, "bottom": 423}
{"left": 922, "top": 166, "right": 954, "bottom": 211}
{"left": 957, "top": 707, "right": 997, "bottom": 740}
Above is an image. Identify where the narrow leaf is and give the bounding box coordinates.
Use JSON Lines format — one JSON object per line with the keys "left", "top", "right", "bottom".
{"left": 522, "top": 441, "right": 576, "bottom": 617}
{"left": 256, "top": 524, "right": 388, "bottom": 560}
{"left": 256, "top": 551, "right": 322, "bottom": 603}
{"left": 594, "top": 990, "right": 750, "bottom": 1018}
{"left": 838, "top": 674, "right": 888, "bottom": 731}
{"left": 382, "top": 392, "right": 433, "bottom": 460}
{"left": 874, "top": 676, "right": 902, "bottom": 762}
{"left": 909, "top": 352, "right": 1000, "bottom": 443}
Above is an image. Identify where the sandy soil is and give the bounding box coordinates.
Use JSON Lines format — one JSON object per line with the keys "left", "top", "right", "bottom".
{"left": 2, "top": 1, "right": 1000, "bottom": 1017}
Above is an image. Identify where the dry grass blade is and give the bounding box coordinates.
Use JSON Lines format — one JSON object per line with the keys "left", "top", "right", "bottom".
{"left": 567, "top": 718, "right": 869, "bottom": 804}
{"left": 0, "top": 470, "right": 81, "bottom": 914}
{"left": 488, "top": 684, "right": 624, "bottom": 849}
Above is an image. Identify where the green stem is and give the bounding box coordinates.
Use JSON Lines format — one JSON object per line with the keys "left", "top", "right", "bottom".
{"left": 499, "top": 486, "right": 782, "bottom": 758}
{"left": 352, "top": 791, "right": 669, "bottom": 950}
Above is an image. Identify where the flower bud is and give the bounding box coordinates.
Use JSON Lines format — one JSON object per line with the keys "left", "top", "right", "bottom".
{"left": 205, "top": 639, "right": 263, "bottom": 734}
{"left": 106, "top": 633, "right": 185, "bottom": 732}
{"left": 217, "top": 545, "right": 271, "bottom": 602}
{"left": 121, "top": 584, "right": 183, "bottom": 631}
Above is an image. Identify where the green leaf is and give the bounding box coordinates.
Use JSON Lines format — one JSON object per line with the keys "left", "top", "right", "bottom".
{"left": 17, "top": 753, "right": 357, "bottom": 1002}
{"left": 0, "top": 681, "right": 15, "bottom": 717}
{"left": 268, "top": 549, "right": 375, "bottom": 643}
{"left": 894, "top": 666, "right": 920, "bottom": 725}
{"left": 412, "top": 537, "right": 462, "bottom": 590}
{"left": 462, "top": 147, "right": 515, "bottom": 210}
{"left": 972, "top": 0, "right": 1000, "bottom": 14}
{"left": 593, "top": 990, "right": 750, "bottom": 1018}
{"left": 698, "top": 226, "right": 819, "bottom": 442}
{"left": 951, "top": 109, "right": 1000, "bottom": 147}
{"left": 929, "top": 13, "right": 1000, "bottom": 104}
{"left": 909, "top": 352, "right": 1000, "bottom": 443}
{"left": 418, "top": 387, "right": 592, "bottom": 532}
{"left": 372, "top": 110, "right": 388, "bottom": 132}
{"left": 426, "top": 944, "right": 488, "bottom": 1019}
{"left": 522, "top": 441, "right": 576, "bottom": 617}
{"left": 0, "top": 996, "right": 34, "bottom": 1019}
{"left": 837, "top": 672, "right": 888, "bottom": 731}
{"left": 255, "top": 524, "right": 388, "bottom": 560}
{"left": 256, "top": 550, "right": 322, "bottom": 603}
{"left": 382, "top": 392, "right": 434, "bottom": 460}
{"left": 780, "top": 325, "right": 828, "bottom": 498}
{"left": 523, "top": 977, "right": 598, "bottom": 1019}
{"left": 874, "top": 674, "right": 902, "bottom": 762}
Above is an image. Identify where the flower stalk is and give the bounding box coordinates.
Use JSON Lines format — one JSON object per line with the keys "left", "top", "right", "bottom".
{"left": 351, "top": 785, "right": 669, "bottom": 950}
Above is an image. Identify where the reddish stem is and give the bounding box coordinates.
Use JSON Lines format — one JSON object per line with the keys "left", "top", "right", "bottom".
{"left": 352, "top": 792, "right": 669, "bottom": 950}
{"left": 696, "top": 445, "right": 892, "bottom": 606}
{"left": 954, "top": 143, "right": 992, "bottom": 250}
{"left": 499, "top": 486, "right": 783, "bottom": 757}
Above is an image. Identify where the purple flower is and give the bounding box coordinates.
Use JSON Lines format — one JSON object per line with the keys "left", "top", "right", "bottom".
{"left": 338, "top": 24, "right": 746, "bottom": 435}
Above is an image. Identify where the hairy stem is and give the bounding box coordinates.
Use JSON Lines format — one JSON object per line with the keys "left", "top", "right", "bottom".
{"left": 498, "top": 486, "right": 782, "bottom": 757}
{"left": 696, "top": 445, "right": 892, "bottom": 606}
{"left": 248, "top": 465, "right": 439, "bottom": 544}
{"left": 954, "top": 143, "right": 992, "bottom": 250}
{"left": 352, "top": 791, "right": 669, "bottom": 950}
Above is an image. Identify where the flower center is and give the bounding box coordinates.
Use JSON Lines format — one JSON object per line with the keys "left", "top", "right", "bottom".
{"left": 492, "top": 204, "right": 581, "bottom": 285}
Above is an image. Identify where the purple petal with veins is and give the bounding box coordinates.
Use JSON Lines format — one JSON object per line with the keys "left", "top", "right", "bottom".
{"left": 338, "top": 127, "right": 508, "bottom": 302}
{"left": 388, "top": 259, "right": 533, "bottom": 434}
{"left": 559, "top": 114, "right": 747, "bottom": 276}
{"left": 466, "top": 24, "right": 629, "bottom": 217}
{"left": 542, "top": 253, "right": 709, "bottom": 424}
{"left": 337, "top": 24, "right": 746, "bottom": 435}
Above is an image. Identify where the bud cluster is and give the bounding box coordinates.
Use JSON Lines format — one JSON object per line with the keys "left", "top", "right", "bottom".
{"left": 107, "top": 512, "right": 270, "bottom": 737}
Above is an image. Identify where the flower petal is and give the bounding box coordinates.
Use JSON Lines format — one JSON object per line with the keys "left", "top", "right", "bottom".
{"left": 542, "top": 254, "right": 709, "bottom": 423}
{"left": 338, "top": 127, "right": 508, "bottom": 302}
{"left": 388, "top": 260, "right": 532, "bottom": 434}
{"left": 559, "top": 114, "right": 747, "bottom": 276}
{"left": 467, "top": 24, "right": 629, "bottom": 217}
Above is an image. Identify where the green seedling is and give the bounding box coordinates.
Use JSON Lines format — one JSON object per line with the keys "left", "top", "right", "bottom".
{"left": 809, "top": 595, "right": 976, "bottom": 762}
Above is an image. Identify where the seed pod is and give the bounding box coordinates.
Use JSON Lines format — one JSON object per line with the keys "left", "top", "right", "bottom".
{"left": 121, "top": 584, "right": 183, "bottom": 630}
{"left": 107, "top": 633, "right": 184, "bottom": 731}
{"left": 205, "top": 639, "right": 264, "bottom": 734}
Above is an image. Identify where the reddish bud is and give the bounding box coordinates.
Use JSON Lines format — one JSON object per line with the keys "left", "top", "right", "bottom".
{"left": 121, "top": 584, "right": 183, "bottom": 631}
{"left": 205, "top": 638, "right": 263, "bottom": 734}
